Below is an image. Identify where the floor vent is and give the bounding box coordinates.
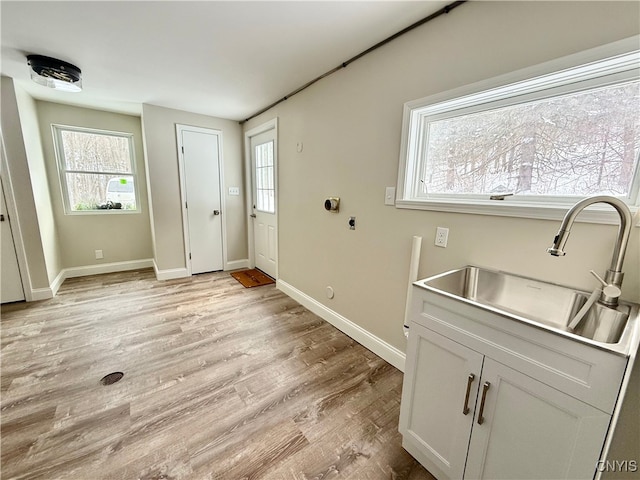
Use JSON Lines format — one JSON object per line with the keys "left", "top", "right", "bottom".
{"left": 100, "top": 372, "right": 124, "bottom": 386}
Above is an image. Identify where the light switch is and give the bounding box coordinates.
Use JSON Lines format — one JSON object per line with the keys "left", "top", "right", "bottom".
{"left": 229, "top": 187, "right": 240, "bottom": 196}
{"left": 385, "top": 187, "right": 396, "bottom": 206}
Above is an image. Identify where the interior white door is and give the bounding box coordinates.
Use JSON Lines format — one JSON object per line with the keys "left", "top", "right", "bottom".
{"left": 181, "top": 128, "right": 223, "bottom": 274}
{"left": 1, "top": 180, "right": 25, "bottom": 303}
{"left": 250, "top": 129, "right": 277, "bottom": 279}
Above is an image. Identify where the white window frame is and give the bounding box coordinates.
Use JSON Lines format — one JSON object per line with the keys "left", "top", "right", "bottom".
{"left": 396, "top": 36, "right": 640, "bottom": 225}
{"left": 52, "top": 124, "right": 140, "bottom": 215}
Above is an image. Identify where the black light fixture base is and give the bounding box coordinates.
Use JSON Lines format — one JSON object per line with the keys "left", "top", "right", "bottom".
{"left": 27, "top": 54, "right": 82, "bottom": 92}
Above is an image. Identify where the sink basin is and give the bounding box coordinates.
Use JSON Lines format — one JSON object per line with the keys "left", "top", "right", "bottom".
{"left": 419, "top": 266, "right": 638, "bottom": 348}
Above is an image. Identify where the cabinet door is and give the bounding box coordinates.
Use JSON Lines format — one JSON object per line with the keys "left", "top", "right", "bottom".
{"left": 465, "top": 358, "right": 611, "bottom": 480}
{"left": 400, "top": 324, "right": 484, "bottom": 480}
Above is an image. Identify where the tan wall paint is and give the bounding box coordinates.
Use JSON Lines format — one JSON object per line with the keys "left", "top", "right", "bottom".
{"left": 35, "top": 101, "right": 153, "bottom": 268}
{"left": 242, "top": 2, "right": 640, "bottom": 471}
{"left": 245, "top": 0, "right": 640, "bottom": 353}
{"left": 141, "top": 104, "right": 246, "bottom": 272}
{"left": 1, "top": 77, "right": 55, "bottom": 290}
{"left": 13, "top": 86, "right": 63, "bottom": 285}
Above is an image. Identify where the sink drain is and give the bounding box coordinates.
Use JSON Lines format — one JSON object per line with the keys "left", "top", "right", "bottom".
{"left": 100, "top": 372, "right": 124, "bottom": 386}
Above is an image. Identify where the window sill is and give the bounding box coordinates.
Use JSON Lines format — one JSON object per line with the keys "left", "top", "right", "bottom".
{"left": 395, "top": 199, "right": 640, "bottom": 226}
{"left": 64, "top": 209, "right": 141, "bottom": 216}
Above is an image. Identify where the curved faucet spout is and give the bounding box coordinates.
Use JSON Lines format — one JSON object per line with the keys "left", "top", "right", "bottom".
{"left": 547, "top": 195, "right": 632, "bottom": 307}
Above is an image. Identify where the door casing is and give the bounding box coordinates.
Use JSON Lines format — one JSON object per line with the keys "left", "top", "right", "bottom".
{"left": 176, "top": 124, "right": 226, "bottom": 275}
{"left": 244, "top": 118, "right": 278, "bottom": 279}
{"left": 1, "top": 178, "right": 25, "bottom": 302}
{"left": 0, "top": 135, "right": 31, "bottom": 301}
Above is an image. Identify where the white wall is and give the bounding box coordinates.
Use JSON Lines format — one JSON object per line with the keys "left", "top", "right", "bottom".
{"left": 35, "top": 101, "right": 153, "bottom": 269}
{"left": 141, "top": 104, "right": 246, "bottom": 275}
{"left": 1, "top": 76, "right": 59, "bottom": 295}
{"left": 242, "top": 2, "right": 640, "bottom": 472}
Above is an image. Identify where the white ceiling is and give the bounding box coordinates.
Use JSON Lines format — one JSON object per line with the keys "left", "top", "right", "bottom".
{"left": 1, "top": 1, "right": 451, "bottom": 121}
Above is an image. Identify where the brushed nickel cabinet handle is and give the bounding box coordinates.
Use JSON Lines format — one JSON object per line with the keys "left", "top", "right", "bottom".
{"left": 477, "top": 381, "right": 491, "bottom": 425}
{"left": 462, "top": 373, "right": 475, "bottom": 415}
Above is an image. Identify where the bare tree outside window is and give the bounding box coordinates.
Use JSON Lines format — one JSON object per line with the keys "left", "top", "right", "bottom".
{"left": 420, "top": 81, "right": 640, "bottom": 198}
{"left": 53, "top": 127, "right": 138, "bottom": 212}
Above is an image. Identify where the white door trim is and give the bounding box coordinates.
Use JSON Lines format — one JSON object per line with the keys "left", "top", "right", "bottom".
{"left": 176, "top": 124, "right": 227, "bottom": 275}
{"left": 0, "top": 133, "right": 33, "bottom": 301}
{"left": 244, "top": 118, "right": 278, "bottom": 278}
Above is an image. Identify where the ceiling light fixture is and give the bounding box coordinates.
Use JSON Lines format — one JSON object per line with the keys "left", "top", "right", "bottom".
{"left": 27, "top": 54, "right": 82, "bottom": 92}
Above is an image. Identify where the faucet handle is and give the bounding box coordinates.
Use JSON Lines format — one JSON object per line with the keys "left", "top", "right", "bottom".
{"left": 590, "top": 270, "right": 621, "bottom": 299}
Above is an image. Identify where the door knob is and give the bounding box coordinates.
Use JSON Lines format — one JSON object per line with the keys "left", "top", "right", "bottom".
{"left": 213, "top": 210, "right": 220, "bottom": 215}
{"left": 250, "top": 214, "right": 257, "bottom": 218}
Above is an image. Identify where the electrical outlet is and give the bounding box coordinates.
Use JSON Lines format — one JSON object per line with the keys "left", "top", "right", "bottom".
{"left": 435, "top": 227, "right": 448, "bottom": 248}
{"left": 95, "top": 249, "right": 104, "bottom": 259}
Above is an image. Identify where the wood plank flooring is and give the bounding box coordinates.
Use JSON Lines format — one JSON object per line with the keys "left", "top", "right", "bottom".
{"left": 1, "top": 269, "right": 433, "bottom": 480}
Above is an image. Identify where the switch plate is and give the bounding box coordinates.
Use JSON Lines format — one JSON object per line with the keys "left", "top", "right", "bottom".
{"left": 385, "top": 187, "right": 396, "bottom": 206}
{"left": 229, "top": 187, "right": 240, "bottom": 196}
{"left": 95, "top": 249, "right": 104, "bottom": 259}
{"left": 435, "top": 227, "right": 449, "bottom": 248}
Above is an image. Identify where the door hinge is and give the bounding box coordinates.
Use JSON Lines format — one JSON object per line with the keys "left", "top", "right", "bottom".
{"left": 185, "top": 201, "right": 188, "bottom": 209}
{"left": 182, "top": 146, "right": 184, "bottom": 154}
{"left": 189, "top": 253, "right": 191, "bottom": 260}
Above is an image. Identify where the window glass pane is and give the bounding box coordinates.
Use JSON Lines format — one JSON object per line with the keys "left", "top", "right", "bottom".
{"left": 254, "top": 141, "right": 275, "bottom": 213}
{"left": 66, "top": 173, "right": 137, "bottom": 211}
{"left": 60, "top": 130, "right": 132, "bottom": 173}
{"left": 420, "top": 81, "right": 640, "bottom": 197}
{"left": 55, "top": 126, "right": 138, "bottom": 213}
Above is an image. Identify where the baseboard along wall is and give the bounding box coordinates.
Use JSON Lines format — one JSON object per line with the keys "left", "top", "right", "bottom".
{"left": 276, "top": 279, "right": 406, "bottom": 373}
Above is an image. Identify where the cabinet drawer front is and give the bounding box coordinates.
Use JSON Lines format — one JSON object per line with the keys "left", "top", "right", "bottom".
{"left": 412, "top": 288, "right": 627, "bottom": 413}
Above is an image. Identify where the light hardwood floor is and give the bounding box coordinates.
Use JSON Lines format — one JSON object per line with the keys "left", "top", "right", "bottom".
{"left": 1, "top": 269, "right": 433, "bottom": 480}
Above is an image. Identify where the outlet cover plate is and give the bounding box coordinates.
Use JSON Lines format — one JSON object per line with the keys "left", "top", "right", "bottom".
{"left": 435, "top": 227, "right": 448, "bottom": 248}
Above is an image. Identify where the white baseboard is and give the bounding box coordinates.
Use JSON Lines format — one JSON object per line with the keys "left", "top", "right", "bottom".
{"left": 30, "top": 287, "right": 54, "bottom": 301}
{"left": 153, "top": 260, "right": 189, "bottom": 281}
{"left": 276, "top": 279, "right": 406, "bottom": 372}
{"left": 65, "top": 259, "right": 154, "bottom": 279}
{"left": 50, "top": 269, "right": 66, "bottom": 296}
{"left": 225, "top": 259, "right": 249, "bottom": 271}
{"left": 26, "top": 259, "right": 154, "bottom": 301}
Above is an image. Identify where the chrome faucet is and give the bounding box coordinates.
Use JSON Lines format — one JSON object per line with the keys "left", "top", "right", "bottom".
{"left": 547, "top": 195, "right": 632, "bottom": 308}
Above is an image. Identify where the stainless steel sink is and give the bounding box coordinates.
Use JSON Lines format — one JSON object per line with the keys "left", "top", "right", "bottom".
{"left": 418, "top": 266, "right": 639, "bottom": 351}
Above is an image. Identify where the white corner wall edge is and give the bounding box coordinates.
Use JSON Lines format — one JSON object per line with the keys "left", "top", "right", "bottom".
{"left": 277, "top": 279, "right": 406, "bottom": 372}
{"left": 225, "top": 259, "right": 249, "bottom": 271}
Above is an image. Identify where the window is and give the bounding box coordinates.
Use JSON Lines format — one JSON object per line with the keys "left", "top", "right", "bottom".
{"left": 52, "top": 125, "right": 139, "bottom": 213}
{"left": 254, "top": 140, "right": 275, "bottom": 213}
{"left": 397, "top": 41, "right": 640, "bottom": 221}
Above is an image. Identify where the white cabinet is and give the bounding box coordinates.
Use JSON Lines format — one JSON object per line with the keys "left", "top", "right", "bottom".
{"left": 399, "top": 287, "right": 626, "bottom": 480}
{"left": 465, "top": 358, "right": 610, "bottom": 480}
{"left": 400, "top": 324, "right": 483, "bottom": 479}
